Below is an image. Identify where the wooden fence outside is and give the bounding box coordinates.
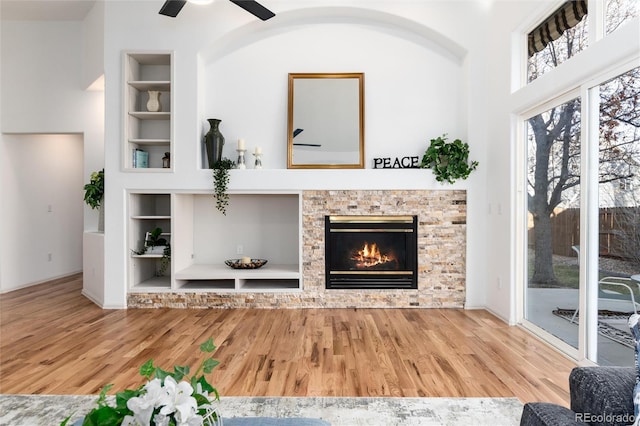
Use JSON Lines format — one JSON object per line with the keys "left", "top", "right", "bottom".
{"left": 528, "top": 207, "right": 640, "bottom": 259}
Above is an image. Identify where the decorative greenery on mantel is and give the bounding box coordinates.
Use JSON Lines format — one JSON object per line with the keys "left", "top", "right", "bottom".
{"left": 212, "top": 158, "right": 235, "bottom": 215}
{"left": 419, "top": 135, "right": 478, "bottom": 184}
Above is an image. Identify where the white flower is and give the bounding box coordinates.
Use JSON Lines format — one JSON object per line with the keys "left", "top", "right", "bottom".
{"left": 126, "top": 378, "right": 167, "bottom": 426}
{"left": 152, "top": 413, "right": 171, "bottom": 426}
{"left": 160, "top": 376, "right": 200, "bottom": 425}
{"left": 121, "top": 416, "right": 141, "bottom": 426}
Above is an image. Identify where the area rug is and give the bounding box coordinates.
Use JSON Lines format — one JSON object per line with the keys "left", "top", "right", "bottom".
{"left": 0, "top": 394, "right": 524, "bottom": 425}
{"left": 552, "top": 308, "right": 634, "bottom": 348}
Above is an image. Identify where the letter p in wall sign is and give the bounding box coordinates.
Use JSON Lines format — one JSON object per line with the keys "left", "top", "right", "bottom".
{"left": 373, "top": 156, "right": 419, "bottom": 169}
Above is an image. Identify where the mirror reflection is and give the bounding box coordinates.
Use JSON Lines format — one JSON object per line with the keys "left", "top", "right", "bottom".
{"left": 287, "top": 73, "right": 364, "bottom": 169}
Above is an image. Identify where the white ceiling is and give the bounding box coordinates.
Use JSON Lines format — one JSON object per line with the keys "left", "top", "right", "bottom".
{"left": 1, "top": 0, "right": 97, "bottom": 21}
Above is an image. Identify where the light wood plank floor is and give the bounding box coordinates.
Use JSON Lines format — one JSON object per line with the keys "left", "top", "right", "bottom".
{"left": 0, "top": 274, "right": 576, "bottom": 405}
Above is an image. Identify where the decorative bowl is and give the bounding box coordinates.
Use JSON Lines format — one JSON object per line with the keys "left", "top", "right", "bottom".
{"left": 225, "top": 259, "right": 268, "bottom": 269}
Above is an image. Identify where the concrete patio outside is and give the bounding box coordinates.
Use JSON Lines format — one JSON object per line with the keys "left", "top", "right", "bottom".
{"left": 526, "top": 287, "right": 635, "bottom": 366}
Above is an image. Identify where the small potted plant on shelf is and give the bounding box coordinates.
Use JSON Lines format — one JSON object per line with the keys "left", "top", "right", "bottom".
{"left": 132, "top": 227, "right": 171, "bottom": 276}
{"left": 212, "top": 158, "right": 235, "bottom": 215}
{"left": 419, "top": 134, "right": 478, "bottom": 184}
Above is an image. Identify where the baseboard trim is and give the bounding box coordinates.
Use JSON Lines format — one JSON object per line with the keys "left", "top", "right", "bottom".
{"left": 0, "top": 271, "right": 82, "bottom": 294}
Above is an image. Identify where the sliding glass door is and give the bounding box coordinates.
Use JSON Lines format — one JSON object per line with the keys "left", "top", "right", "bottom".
{"left": 595, "top": 67, "right": 640, "bottom": 366}
{"left": 524, "top": 97, "right": 582, "bottom": 352}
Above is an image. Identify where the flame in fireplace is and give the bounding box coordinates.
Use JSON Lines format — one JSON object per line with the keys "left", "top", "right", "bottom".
{"left": 351, "top": 242, "right": 396, "bottom": 268}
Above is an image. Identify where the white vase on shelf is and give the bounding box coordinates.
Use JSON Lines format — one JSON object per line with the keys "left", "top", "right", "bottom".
{"left": 146, "top": 90, "right": 162, "bottom": 112}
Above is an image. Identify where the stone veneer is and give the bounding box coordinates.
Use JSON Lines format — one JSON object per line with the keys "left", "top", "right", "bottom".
{"left": 128, "top": 190, "right": 467, "bottom": 309}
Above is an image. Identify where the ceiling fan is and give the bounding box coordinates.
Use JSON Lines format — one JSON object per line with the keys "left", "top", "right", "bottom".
{"left": 159, "top": 0, "right": 275, "bottom": 20}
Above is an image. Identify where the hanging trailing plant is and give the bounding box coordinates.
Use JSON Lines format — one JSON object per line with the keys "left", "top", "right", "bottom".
{"left": 212, "top": 158, "right": 235, "bottom": 215}
{"left": 419, "top": 134, "right": 478, "bottom": 184}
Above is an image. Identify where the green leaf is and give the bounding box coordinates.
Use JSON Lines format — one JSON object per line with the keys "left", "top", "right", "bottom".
{"left": 194, "top": 375, "right": 216, "bottom": 394}
{"left": 140, "top": 359, "right": 155, "bottom": 378}
{"left": 83, "top": 405, "right": 124, "bottom": 426}
{"left": 96, "top": 384, "right": 113, "bottom": 406}
{"left": 202, "top": 357, "right": 220, "bottom": 374}
{"left": 115, "top": 389, "right": 140, "bottom": 411}
{"left": 173, "top": 365, "right": 189, "bottom": 381}
{"left": 200, "top": 338, "right": 217, "bottom": 353}
{"left": 154, "top": 366, "right": 172, "bottom": 381}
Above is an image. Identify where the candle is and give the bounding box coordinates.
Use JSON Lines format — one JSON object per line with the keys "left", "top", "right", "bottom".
{"left": 241, "top": 256, "right": 251, "bottom": 264}
{"left": 254, "top": 146, "right": 262, "bottom": 155}
{"left": 238, "top": 139, "right": 245, "bottom": 150}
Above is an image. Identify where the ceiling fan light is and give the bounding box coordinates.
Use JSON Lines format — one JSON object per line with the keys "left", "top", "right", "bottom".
{"left": 188, "top": 0, "right": 214, "bottom": 5}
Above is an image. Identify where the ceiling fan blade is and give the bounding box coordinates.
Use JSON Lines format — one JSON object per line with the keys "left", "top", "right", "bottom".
{"left": 229, "top": 0, "right": 275, "bottom": 21}
{"left": 159, "top": 0, "right": 187, "bottom": 17}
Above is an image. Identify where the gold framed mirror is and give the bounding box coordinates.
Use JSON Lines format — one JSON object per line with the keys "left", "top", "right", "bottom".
{"left": 287, "top": 73, "right": 365, "bottom": 169}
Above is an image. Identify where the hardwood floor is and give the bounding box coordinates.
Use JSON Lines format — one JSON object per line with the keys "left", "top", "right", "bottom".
{"left": 0, "top": 274, "right": 576, "bottom": 405}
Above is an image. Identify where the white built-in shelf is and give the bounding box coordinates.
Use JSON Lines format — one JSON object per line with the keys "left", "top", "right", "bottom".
{"left": 131, "top": 275, "right": 171, "bottom": 290}
{"left": 131, "top": 215, "right": 171, "bottom": 220}
{"left": 128, "top": 112, "right": 171, "bottom": 120}
{"left": 128, "top": 81, "right": 170, "bottom": 91}
{"left": 174, "top": 264, "right": 301, "bottom": 293}
{"left": 128, "top": 192, "right": 301, "bottom": 295}
{"left": 124, "top": 51, "right": 173, "bottom": 170}
{"left": 129, "top": 139, "right": 170, "bottom": 145}
{"left": 175, "top": 263, "right": 299, "bottom": 280}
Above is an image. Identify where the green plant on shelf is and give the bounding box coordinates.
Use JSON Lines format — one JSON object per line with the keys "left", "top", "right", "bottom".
{"left": 419, "top": 134, "right": 478, "bottom": 184}
{"left": 132, "top": 227, "right": 171, "bottom": 277}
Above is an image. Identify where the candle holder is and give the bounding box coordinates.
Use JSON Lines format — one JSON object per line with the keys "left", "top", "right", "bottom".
{"left": 236, "top": 148, "right": 247, "bottom": 169}
{"left": 253, "top": 152, "right": 263, "bottom": 169}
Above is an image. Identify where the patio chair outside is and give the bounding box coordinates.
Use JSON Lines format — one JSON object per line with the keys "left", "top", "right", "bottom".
{"left": 570, "top": 245, "right": 639, "bottom": 323}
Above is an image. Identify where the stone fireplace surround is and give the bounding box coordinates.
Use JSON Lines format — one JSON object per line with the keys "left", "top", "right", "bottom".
{"left": 128, "top": 189, "right": 467, "bottom": 309}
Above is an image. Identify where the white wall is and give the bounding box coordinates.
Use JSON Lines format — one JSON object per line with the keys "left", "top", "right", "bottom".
{"left": 0, "top": 4, "right": 105, "bottom": 293}
{"left": 82, "top": 1, "right": 105, "bottom": 90}
{"left": 1, "top": 134, "right": 84, "bottom": 292}
{"left": 203, "top": 23, "right": 464, "bottom": 168}
{"left": 1, "top": 21, "right": 86, "bottom": 133}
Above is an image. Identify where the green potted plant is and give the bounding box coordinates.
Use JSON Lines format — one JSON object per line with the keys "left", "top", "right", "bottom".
{"left": 132, "top": 227, "right": 171, "bottom": 276}
{"left": 84, "top": 169, "right": 105, "bottom": 231}
{"left": 83, "top": 169, "right": 104, "bottom": 209}
{"left": 419, "top": 135, "right": 478, "bottom": 184}
{"left": 212, "top": 158, "right": 235, "bottom": 215}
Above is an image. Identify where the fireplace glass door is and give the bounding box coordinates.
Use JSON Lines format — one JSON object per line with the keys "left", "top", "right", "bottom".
{"left": 325, "top": 215, "right": 418, "bottom": 289}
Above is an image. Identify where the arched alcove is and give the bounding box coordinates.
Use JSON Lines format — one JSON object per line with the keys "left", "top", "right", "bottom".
{"left": 200, "top": 7, "right": 467, "bottom": 65}
{"left": 197, "top": 7, "right": 469, "bottom": 169}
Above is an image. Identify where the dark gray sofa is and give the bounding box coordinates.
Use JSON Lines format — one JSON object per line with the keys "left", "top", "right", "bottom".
{"left": 520, "top": 366, "right": 636, "bottom": 426}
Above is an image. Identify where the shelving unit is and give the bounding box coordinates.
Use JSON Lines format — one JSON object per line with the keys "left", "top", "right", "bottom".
{"left": 172, "top": 192, "right": 302, "bottom": 293}
{"left": 174, "top": 263, "right": 300, "bottom": 292}
{"left": 124, "top": 52, "right": 172, "bottom": 170}
{"left": 129, "top": 193, "right": 172, "bottom": 290}
{"left": 127, "top": 191, "right": 302, "bottom": 294}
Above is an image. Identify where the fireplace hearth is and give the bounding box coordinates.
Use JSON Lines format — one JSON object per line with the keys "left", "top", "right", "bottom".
{"left": 325, "top": 215, "right": 418, "bottom": 289}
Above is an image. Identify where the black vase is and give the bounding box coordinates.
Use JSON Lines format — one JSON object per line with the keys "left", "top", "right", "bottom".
{"left": 204, "top": 118, "right": 225, "bottom": 168}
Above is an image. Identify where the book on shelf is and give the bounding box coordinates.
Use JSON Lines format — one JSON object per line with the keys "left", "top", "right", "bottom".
{"left": 133, "top": 149, "right": 149, "bottom": 168}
